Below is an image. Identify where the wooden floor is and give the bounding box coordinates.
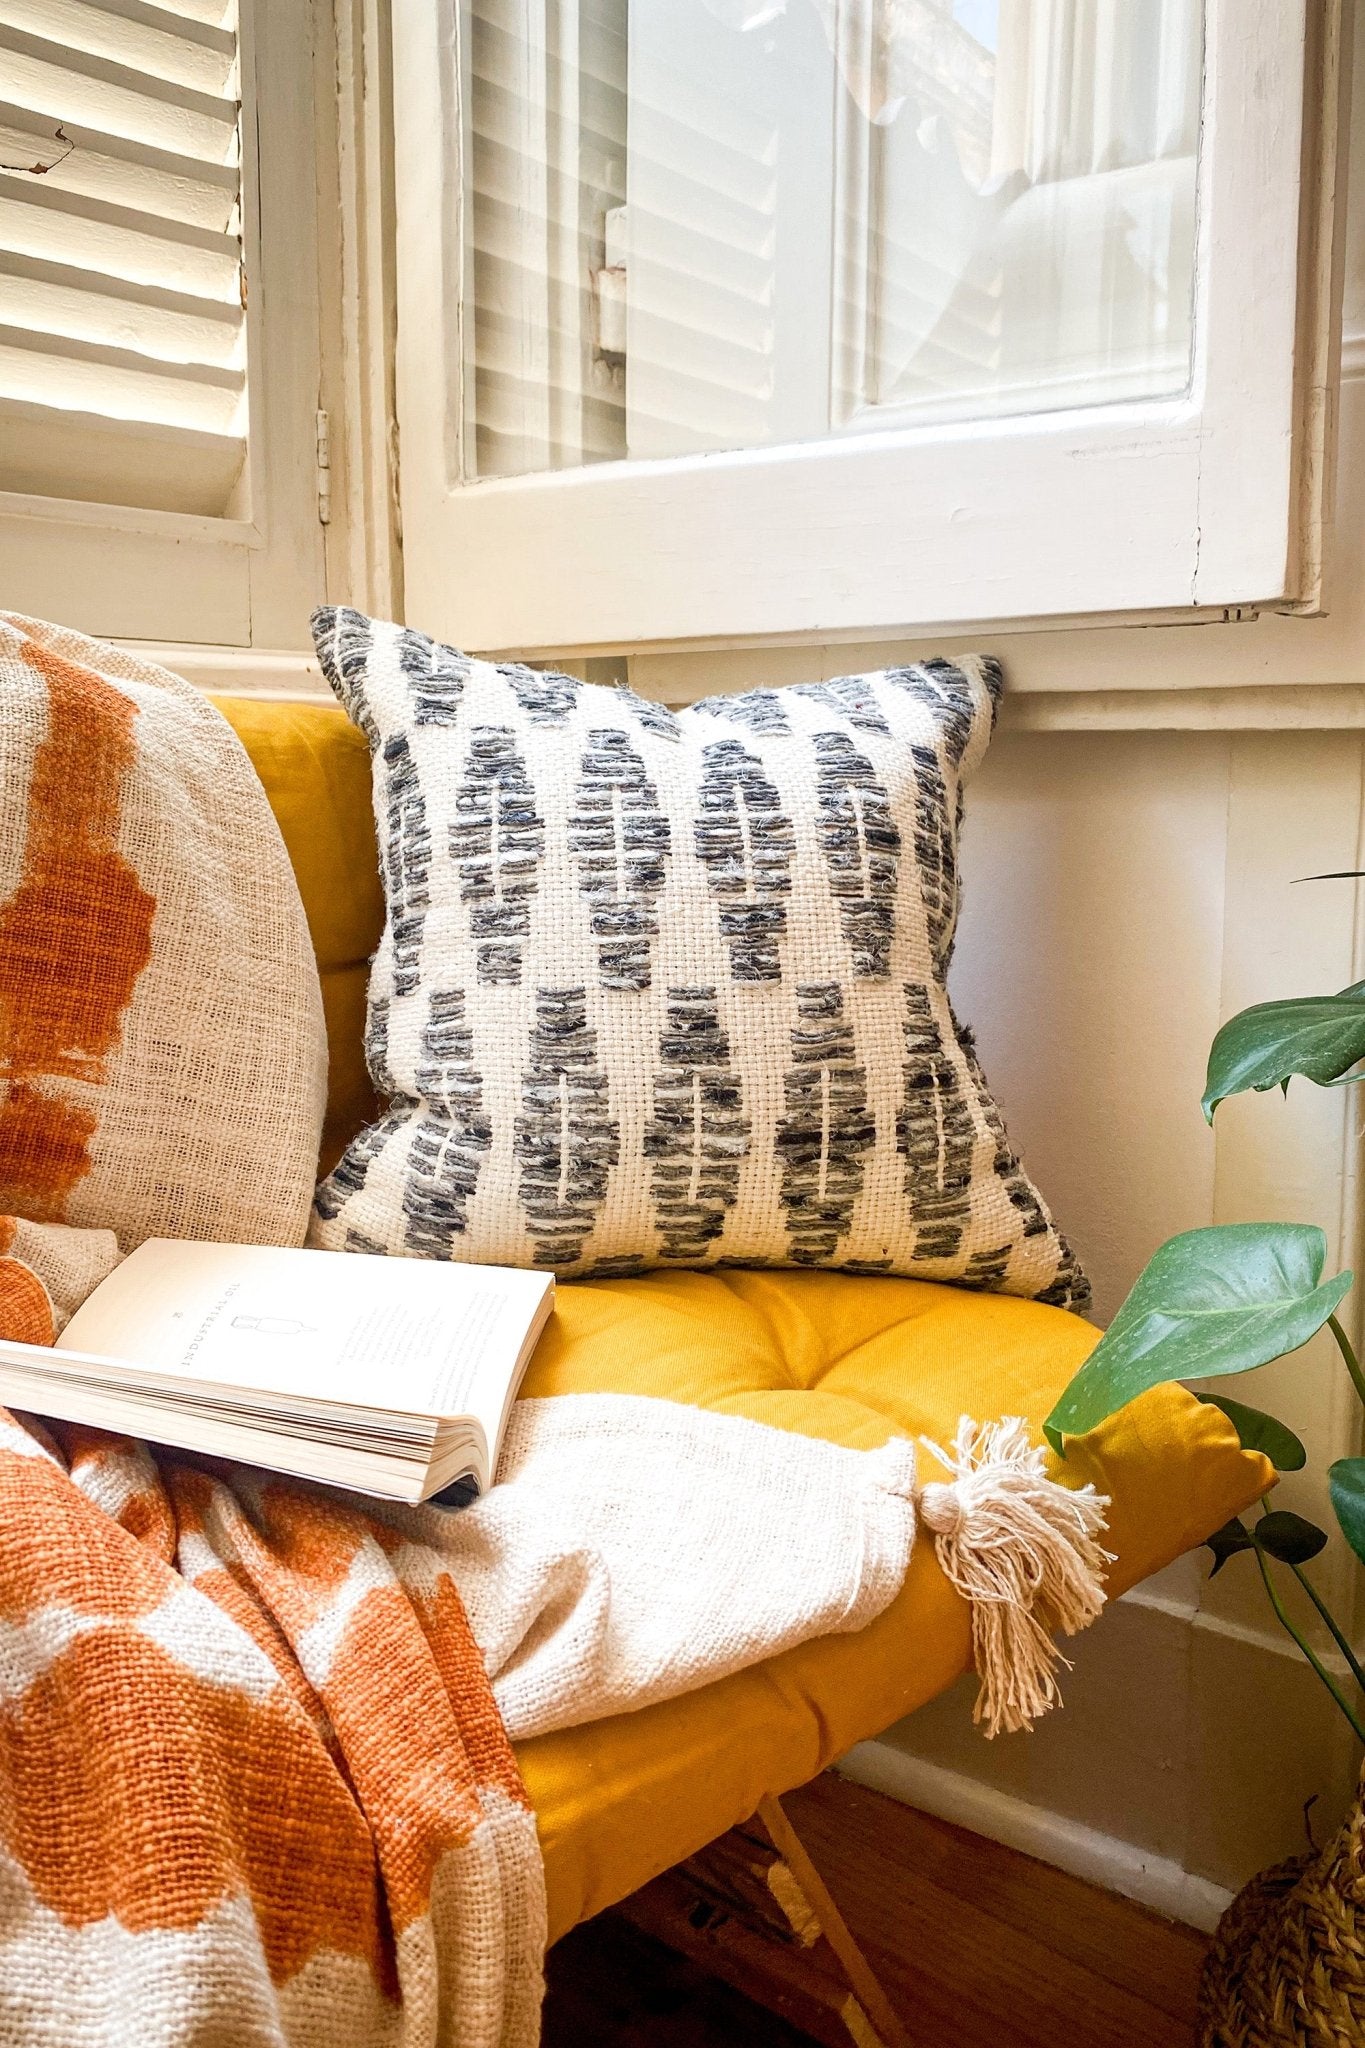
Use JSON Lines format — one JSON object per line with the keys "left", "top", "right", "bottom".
{"left": 543, "top": 1774, "right": 1209, "bottom": 2048}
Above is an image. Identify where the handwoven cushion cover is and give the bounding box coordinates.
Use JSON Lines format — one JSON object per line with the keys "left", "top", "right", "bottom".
{"left": 310, "top": 607, "right": 1086, "bottom": 1307}
{"left": 0, "top": 615, "right": 327, "bottom": 1249}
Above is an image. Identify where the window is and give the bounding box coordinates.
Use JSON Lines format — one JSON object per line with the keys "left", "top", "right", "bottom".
{"left": 0, "top": 0, "right": 331, "bottom": 648}
{"left": 467, "top": 0, "right": 1201, "bottom": 473}
{"left": 393, "top": 0, "right": 1343, "bottom": 653}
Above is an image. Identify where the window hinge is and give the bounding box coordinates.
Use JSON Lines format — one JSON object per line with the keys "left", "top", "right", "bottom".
{"left": 592, "top": 203, "right": 628, "bottom": 358}
{"left": 315, "top": 408, "right": 332, "bottom": 526}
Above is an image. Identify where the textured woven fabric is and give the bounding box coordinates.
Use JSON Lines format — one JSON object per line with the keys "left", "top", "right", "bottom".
{"left": 0, "top": 1219, "right": 546, "bottom": 2048}
{"left": 411, "top": 1393, "right": 917, "bottom": 1742}
{"left": 0, "top": 1215, "right": 120, "bottom": 1333}
{"left": 310, "top": 608, "right": 1086, "bottom": 1305}
{"left": 0, "top": 613, "right": 327, "bottom": 1250}
{"left": 209, "top": 695, "right": 384, "bottom": 1175}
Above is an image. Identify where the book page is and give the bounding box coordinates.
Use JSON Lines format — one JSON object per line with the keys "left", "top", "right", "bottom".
{"left": 61, "top": 1241, "right": 553, "bottom": 1446}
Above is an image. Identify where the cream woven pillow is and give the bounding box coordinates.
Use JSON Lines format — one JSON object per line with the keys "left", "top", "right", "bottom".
{"left": 0, "top": 614, "right": 327, "bottom": 1249}
{"left": 311, "top": 608, "right": 1086, "bottom": 1308}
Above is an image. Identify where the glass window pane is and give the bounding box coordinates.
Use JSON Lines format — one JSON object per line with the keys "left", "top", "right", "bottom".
{"left": 462, "top": 0, "right": 1203, "bottom": 480}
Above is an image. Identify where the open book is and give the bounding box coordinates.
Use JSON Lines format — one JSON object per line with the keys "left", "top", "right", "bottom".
{"left": 0, "top": 1240, "right": 555, "bottom": 1503}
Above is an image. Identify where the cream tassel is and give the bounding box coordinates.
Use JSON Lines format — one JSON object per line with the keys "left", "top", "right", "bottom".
{"left": 915, "top": 1417, "right": 1113, "bottom": 1739}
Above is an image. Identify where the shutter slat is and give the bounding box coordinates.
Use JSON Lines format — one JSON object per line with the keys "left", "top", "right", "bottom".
{"left": 0, "top": 0, "right": 235, "bottom": 96}
{"left": 151, "top": 0, "right": 233, "bottom": 27}
{"left": 0, "top": 183, "right": 240, "bottom": 298}
{"left": 0, "top": 320, "right": 242, "bottom": 434}
{"left": 0, "top": 391, "right": 242, "bottom": 513}
{"left": 0, "top": 0, "right": 244, "bottom": 514}
{"left": 0, "top": 250, "right": 241, "bottom": 365}
{"left": 0, "top": 104, "right": 237, "bottom": 231}
{"left": 1, "top": 25, "right": 238, "bottom": 163}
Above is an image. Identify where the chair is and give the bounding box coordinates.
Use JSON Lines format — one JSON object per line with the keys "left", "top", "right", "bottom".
{"left": 216, "top": 694, "right": 1269, "bottom": 2041}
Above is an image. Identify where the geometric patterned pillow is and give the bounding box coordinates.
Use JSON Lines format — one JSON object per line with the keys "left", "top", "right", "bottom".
{"left": 308, "top": 608, "right": 1088, "bottom": 1310}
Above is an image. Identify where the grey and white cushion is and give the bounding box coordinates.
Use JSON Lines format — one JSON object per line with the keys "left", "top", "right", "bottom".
{"left": 309, "top": 607, "right": 1087, "bottom": 1309}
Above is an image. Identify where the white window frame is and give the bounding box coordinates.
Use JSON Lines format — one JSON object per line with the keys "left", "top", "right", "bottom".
{"left": 0, "top": 0, "right": 332, "bottom": 650}
{"left": 392, "top": 0, "right": 1343, "bottom": 656}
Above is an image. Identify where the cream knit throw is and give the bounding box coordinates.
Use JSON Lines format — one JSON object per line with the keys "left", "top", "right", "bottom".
{"left": 396, "top": 1395, "right": 919, "bottom": 1740}
{"left": 9, "top": 1221, "right": 1113, "bottom": 1752}
{"left": 8, "top": 1220, "right": 1111, "bottom": 1751}
{"left": 391, "top": 1393, "right": 1112, "bottom": 1743}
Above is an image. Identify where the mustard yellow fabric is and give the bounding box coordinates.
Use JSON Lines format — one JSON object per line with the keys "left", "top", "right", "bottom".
{"left": 516, "top": 1274, "right": 1269, "bottom": 1935}
{"left": 218, "top": 692, "right": 1274, "bottom": 1941}
{"left": 212, "top": 698, "right": 382, "bottom": 1170}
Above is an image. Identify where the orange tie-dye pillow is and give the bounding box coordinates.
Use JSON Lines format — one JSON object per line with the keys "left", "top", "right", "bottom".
{"left": 0, "top": 614, "right": 327, "bottom": 1249}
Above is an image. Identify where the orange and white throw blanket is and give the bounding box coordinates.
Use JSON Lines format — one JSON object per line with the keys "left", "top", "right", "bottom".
{"left": 0, "top": 615, "right": 546, "bottom": 2047}
{"left": 0, "top": 1217, "right": 546, "bottom": 2048}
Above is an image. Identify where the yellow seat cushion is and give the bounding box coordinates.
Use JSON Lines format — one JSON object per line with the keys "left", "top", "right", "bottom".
{"left": 516, "top": 1271, "right": 1268, "bottom": 1936}
{"left": 212, "top": 692, "right": 1272, "bottom": 1942}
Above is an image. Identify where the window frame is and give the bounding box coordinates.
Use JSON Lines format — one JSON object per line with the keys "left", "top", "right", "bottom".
{"left": 0, "top": 0, "right": 332, "bottom": 650}
{"left": 392, "top": 0, "right": 1342, "bottom": 656}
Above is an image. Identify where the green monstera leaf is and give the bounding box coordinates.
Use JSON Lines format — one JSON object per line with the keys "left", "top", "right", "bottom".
{"left": 1328, "top": 1457, "right": 1365, "bottom": 1567}
{"left": 1202, "top": 980, "right": 1365, "bottom": 1122}
{"left": 1202, "top": 1395, "right": 1306, "bottom": 1471}
{"left": 1205, "top": 1509, "right": 1329, "bottom": 1575}
{"left": 1206, "top": 1517, "right": 1254, "bottom": 1576}
{"left": 1254, "top": 1511, "right": 1329, "bottom": 1565}
{"left": 1045, "top": 1224, "right": 1352, "bottom": 1455}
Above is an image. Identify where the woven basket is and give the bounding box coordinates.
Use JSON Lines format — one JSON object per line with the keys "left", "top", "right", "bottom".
{"left": 1199, "top": 1767, "right": 1365, "bottom": 2046}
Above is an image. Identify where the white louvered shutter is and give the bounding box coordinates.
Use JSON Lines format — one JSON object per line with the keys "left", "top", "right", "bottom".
{"left": 465, "top": 0, "right": 628, "bottom": 482}
{"left": 0, "top": 0, "right": 247, "bottom": 518}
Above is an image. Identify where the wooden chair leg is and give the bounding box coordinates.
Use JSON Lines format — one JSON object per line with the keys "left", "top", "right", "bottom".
{"left": 614, "top": 1790, "right": 913, "bottom": 2048}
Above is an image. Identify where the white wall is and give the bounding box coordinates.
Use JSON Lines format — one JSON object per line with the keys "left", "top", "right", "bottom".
{"left": 875, "top": 726, "right": 1365, "bottom": 1906}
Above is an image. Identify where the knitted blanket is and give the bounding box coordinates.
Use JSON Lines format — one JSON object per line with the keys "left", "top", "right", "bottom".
{"left": 0, "top": 615, "right": 545, "bottom": 2047}
{"left": 0, "top": 1219, "right": 545, "bottom": 2048}
{"left": 0, "top": 1219, "right": 918, "bottom": 2047}
{"left": 0, "top": 1210, "right": 1114, "bottom": 2044}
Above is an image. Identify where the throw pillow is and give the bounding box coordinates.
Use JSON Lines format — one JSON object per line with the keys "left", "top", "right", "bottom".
{"left": 0, "top": 613, "right": 327, "bottom": 1249}
{"left": 310, "top": 607, "right": 1086, "bottom": 1308}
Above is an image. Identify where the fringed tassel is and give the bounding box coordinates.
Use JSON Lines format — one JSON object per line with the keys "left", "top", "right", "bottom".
{"left": 915, "top": 1416, "right": 1113, "bottom": 1738}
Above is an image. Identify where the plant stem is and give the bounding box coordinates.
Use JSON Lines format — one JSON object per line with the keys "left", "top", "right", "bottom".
{"left": 1256, "top": 1500, "right": 1365, "bottom": 1697}
{"left": 1328, "top": 1314, "right": 1365, "bottom": 1412}
{"left": 1287, "top": 1560, "right": 1365, "bottom": 1696}
{"left": 1255, "top": 1547, "right": 1365, "bottom": 1745}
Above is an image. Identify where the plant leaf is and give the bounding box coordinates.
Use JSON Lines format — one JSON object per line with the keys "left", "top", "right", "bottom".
{"left": 1202, "top": 1394, "right": 1307, "bottom": 1471}
{"left": 1202, "top": 981, "right": 1365, "bottom": 1122}
{"left": 1206, "top": 1517, "right": 1255, "bottom": 1576}
{"left": 1328, "top": 1457, "right": 1365, "bottom": 1567}
{"left": 1044, "top": 1224, "right": 1352, "bottom": 1454}
{"left": 1254, "top": 1510, "right": 1328, "bottom": 1565}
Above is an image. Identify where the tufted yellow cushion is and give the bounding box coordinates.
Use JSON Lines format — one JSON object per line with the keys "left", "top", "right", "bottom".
{"left": 215, "top": 692, "right": 1273, "bottom": 1940}
{"left": 516, "top": 1273, "right": 1268, "bottom": 1934}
